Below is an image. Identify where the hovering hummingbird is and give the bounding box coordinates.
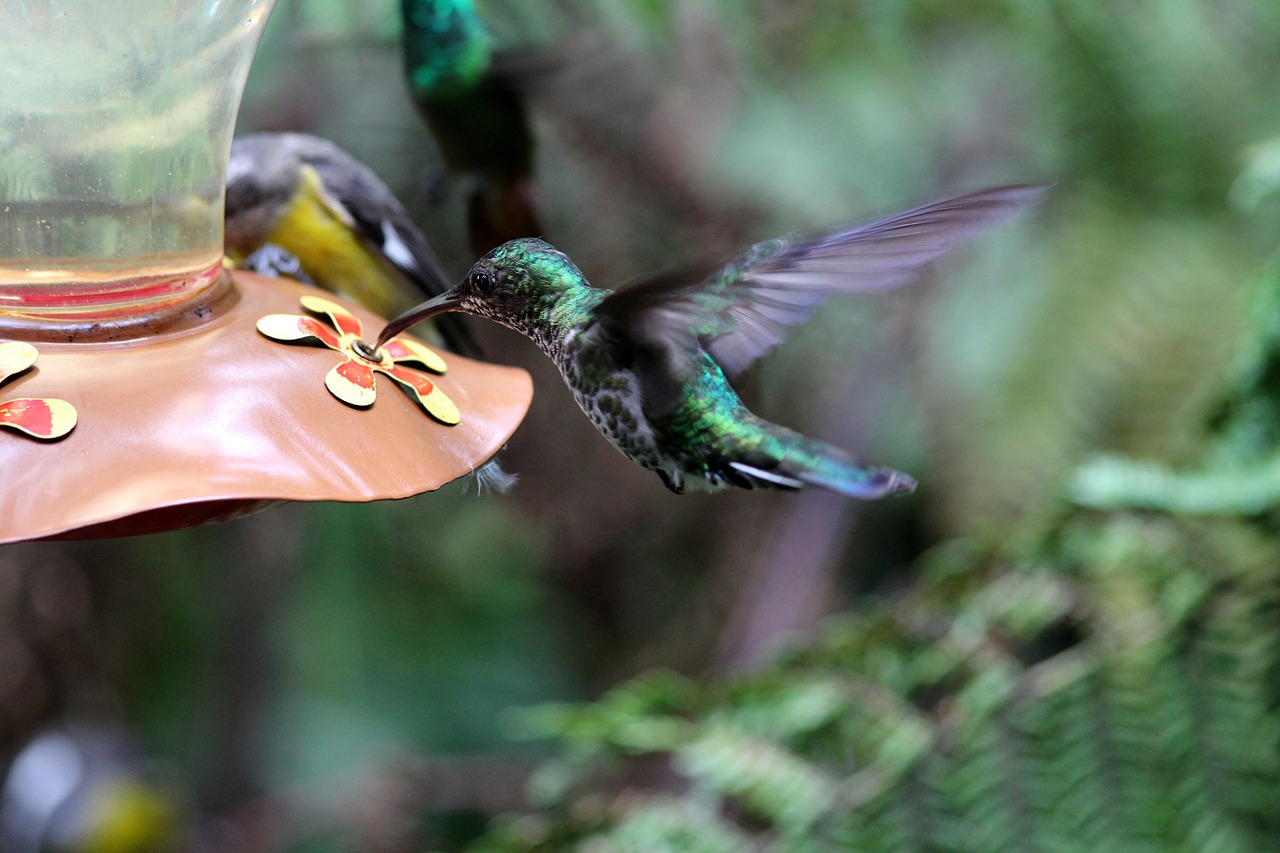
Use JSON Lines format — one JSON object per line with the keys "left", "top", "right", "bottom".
{"left": 375, "top": 185, "right": 1044, "bottom": 498}
{"left": 400, "top": 0, "right": 544, "bottom": 255}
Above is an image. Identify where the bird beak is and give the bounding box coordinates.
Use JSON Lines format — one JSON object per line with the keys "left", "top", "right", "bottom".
{"left": 374, "top": 287, "right": 466, "bottom": 350}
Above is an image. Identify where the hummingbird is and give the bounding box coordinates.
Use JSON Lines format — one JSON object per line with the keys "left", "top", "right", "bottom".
{"left": 375, "top": 185, "right": 1044, "bottom": 498}
{"left": 400, "top": 0, "right": 544, "bottom": 255}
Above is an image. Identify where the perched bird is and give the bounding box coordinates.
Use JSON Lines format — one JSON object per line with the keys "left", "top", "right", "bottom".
{"left": 376, "top": 185, "right": 1044, "bottom": 498}
{"left": 224, "top": 132, "right": 478, "bottom": 356}
{"left": 400, "top": 0, "right": 543, "bottom": 255}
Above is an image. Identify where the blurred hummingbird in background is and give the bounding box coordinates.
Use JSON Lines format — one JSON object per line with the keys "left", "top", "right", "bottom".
{"left": 377, "top": 185, "right": 1044, "bottom": 498}
{"left": 400, "top": 0, "right": 544, "bottom": 255}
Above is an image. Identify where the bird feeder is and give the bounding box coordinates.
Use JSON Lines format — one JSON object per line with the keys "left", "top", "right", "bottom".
{"left": 0, "top": 0, "right": 532, "bottom": 543}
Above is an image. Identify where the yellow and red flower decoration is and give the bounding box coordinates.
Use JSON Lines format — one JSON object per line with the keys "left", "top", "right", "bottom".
{"left": 256, "top": 295, "right": 460, "bottom": 424}
{"left": 0, "top": 341, "right": 77, "bottom": 440}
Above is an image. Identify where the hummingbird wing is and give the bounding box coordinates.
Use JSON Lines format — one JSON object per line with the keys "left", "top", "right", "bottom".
{"left": 601, "top": 184, "right": 1045, "bottom": 381}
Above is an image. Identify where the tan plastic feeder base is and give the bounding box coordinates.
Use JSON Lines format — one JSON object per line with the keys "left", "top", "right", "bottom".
{"left": 0, "top": 270, "right": 532, "bottom": 543}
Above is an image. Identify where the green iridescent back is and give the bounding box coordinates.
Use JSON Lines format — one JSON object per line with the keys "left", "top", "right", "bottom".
{"left": 400, "top": 0, "right": 491, "bottom": 97}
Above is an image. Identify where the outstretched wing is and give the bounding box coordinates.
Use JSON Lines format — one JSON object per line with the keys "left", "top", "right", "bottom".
{"left": 599, "top": 184, "right": 1046, "bottom": 380}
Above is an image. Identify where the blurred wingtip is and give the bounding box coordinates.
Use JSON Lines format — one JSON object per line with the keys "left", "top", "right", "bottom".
{"left": 948, "top": 182, "right": 1053, "bottom": 217}
{"left": 988, "top": 182, "right": 1054, "bottom": 216}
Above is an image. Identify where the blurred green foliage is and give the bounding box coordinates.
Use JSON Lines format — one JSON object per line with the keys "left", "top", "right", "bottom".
{"left": 477, "top": 513, "right": 1279, "bottom": 851}
{"left": 7, "top": 0, "right": 1280, "bottom": 850}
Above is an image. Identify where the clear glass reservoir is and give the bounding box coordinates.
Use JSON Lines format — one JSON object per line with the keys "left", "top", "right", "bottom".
{"left": 0, "top": 0, "right": 276, "bottom": 326}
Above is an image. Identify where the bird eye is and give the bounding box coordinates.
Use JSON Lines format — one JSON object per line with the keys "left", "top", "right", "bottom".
{"left": 470, "top": 268, "right": 496, "bottom": 293}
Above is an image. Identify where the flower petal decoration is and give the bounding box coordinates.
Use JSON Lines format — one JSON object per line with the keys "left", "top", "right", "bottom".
{"left": 0, "top": 341, "right": 38, "bottom": 378}
{"left": 254, "top": 312, "right": 343, "bottom": 349}
{"left": 326, "top": 359, "right": 377, "bottom": 408}
{"left": 383, "top": 363, "right": 460, "bottom": 425}
{"left": 0, "top": 398, "right": 79, "bottom": 440}
{"left": 0, "top": 341, "right": 77, "bottom": 440}
{"left": 380, "top": 335, "right": 447, "bottom": 374}
{"left": 256, "top": 297, "right": 460, "bottom": 425}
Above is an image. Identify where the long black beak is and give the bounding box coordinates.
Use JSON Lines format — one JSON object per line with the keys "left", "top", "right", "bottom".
{"left": 375, "top": 288, "right": 466, "bottom": 350}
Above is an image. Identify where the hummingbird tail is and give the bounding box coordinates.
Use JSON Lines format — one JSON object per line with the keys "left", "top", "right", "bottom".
{"left": 792, "top": 458, "right": 917, "bottom": 500}
{"left": 728, "top": 428, "right": 916, "bottom": 500}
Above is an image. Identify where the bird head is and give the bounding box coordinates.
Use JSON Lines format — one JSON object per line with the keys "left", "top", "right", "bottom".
{"left": 223, "top": 134, "right": 300, "bottom": 257}
{"left": 376, "top": 238, "right": 594, "bottom": 351}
